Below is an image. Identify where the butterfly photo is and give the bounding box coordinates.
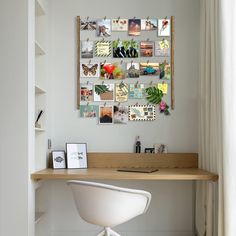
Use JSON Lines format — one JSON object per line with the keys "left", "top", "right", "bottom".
{"left": 80, "top": 63, "right": 99, "bottom": 77}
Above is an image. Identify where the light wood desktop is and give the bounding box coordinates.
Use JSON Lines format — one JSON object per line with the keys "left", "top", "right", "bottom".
{"left": 31, "top": 153, "right": 218, "bottom": 181}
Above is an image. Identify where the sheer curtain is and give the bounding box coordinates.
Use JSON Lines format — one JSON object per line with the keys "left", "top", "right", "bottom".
{"left": 196, "top": 0, "right": 236, "bottom": 235}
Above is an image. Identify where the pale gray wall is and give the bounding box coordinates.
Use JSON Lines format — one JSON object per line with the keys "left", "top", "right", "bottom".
{"left": 47, "top": 0, "right": 200, "bottom": 235}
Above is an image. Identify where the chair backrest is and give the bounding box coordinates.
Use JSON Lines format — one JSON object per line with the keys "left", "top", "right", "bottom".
{"left": 67, "top": 180, "right": 151, "bottom": 227}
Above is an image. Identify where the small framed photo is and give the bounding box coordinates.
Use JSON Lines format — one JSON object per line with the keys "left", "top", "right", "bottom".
{"left": 66, "top": 143, "right": 88, "bottom": 169}
{"left": 52, "top": 151, "right": 66, "bottom": 169}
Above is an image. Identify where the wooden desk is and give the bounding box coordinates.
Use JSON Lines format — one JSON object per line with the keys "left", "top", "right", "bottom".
{"left": 31, "top": 153, "right": 218, "bottom": 181}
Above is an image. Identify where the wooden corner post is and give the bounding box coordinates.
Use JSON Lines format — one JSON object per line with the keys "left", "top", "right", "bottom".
{"left": 77, "top": 16, "right": 81, "bottom": 109}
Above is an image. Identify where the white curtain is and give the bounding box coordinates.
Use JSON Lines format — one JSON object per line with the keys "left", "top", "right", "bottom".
{"left": 196, "top": 0, "right": 236, "bottom": 235}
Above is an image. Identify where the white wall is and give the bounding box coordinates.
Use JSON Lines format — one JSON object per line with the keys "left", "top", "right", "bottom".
{"left": 45, "top": 0, "right": 200, "bottom": 235}
{"left": 0, "top": 0, "right": 35, "bottom": 236}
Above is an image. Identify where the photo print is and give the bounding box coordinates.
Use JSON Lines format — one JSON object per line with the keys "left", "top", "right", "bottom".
{"left": 158, "top": 18, "right": 171, "bottom": 36}
{"left": 81, "top": 18, "right": 96, "bottom": 30}
{"left": 96, "top": 19, "right": 111, "bottom": 37}
{"left": 113, "top": 40, "right": 138, "bottom": 58}
{"left": 157, "top": 83, "right": 168, "bottom": 94}
{"left": 80, "top": 105, "right": 99, "bottom": 118}
{"left": 128, "top": 19, "right": 141, "bottom": 36}
{"left": 114, "top": 105, "right": 129, "bottom": 124}
{"left": 81, "top": 41, "right": 93, "bottom": 58}
{"left": 155, "top": 39, "right": 170, "bottom": 57}
{"left": 129, "top": 105, "right": 156, "bottom": 121}
{"left": 140, "top": 41, "right": 154, "bottom": 57}
{"left": 80, "top": 62, "right": 99, "bottom": 77}
{"left": 112, "top": 18, "right": 128, "bottom": 31}
{"left": 100, "top": 62, "right": 125, "bottom": 80}
{"left": 95, "top": 41, "right": 112, "bottom": 57}
{"left": 159, "top": 61, "right": 171, "bottom": 80}
{"left": 115, "top": 83, "right": 129, "bottom": 102}
{"left": 94, "top": 84, "right": 114, "bottom": 101}
{"left": 140, "top": 62, "right": 159, "bottom": 76}
{"left": 141, "top": 19, "right": 157, "bottom": 31}
{"left": 126, "top": 62, "right": 140, "bottom": 78}
{"left": 128, "top": 84, "right": 145, "bottom": 99}
{"left": 99, "top": 105, "right": 113, "bottom": 124}
{"left": 80, "top": 84, "right": 93, "bottom": 101}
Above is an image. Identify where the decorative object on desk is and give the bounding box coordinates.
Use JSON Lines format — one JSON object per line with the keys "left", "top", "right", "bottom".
{"left": 144, "top": 148, "right": 155, "bottom": 153}
{"left": 94, "top": 84, "right": 114, "bottom": 101}
{"left": 96, "top": 19, "right": 111, "bottom": 37}
{"left": 159, "top": 61, "right": 171, "bottom": 80}
{"left": 81, "top": 41, "right": 93, "bottom": 58}
{"left": 113, "top": 105, "right": 128, "bottom": 124}
{"left": 135, "top": 136, "right": 141, "bottom": 153}
{"left": 80, "top": 105, "right": 99, "bottom": 118}
{"left": 99, "top": 105, "right": 113, "bottom": 124}
{"left": 80, "top": 62, "right": 99, "bottom": 78}
{"left": 145, "top": 86, "right": 163, "bottom": 105}
{"left": 158, "top": 18, "right": 170, "bottom": 36}
{"left": 140, "top": 41, "right": 154, "bottom": 57}
{"left": 113, "top": 39, "right": 139, "bottom": 58}
{"left": 157, "top": 83, "right": 168, "bottom": 94}
{"left": 159, "top": 100, "right": 170, "bottom": 115}
{"left": 126, "top": 62, "right": 140, "bottom": 78}
{"left": 129, "top": 105, "right": 155, "bottom": 121}
{"left": 155, "top": 39, "right": 170, "bottom": 57}
{"left": 115, "top": 83, "right": 129, "bottom": 102}
{"left": 80, "top": 84, "right": 93, "bottom": 101}
{"left": 95, "top": 41, "right": 112, "bottom": 57}
{"left": 154, "top": 144, "right": 168, "bottom": 153}
{"left": 140, "top": 62, "right": 159, "bottom": 76}
{"left": 100, "top": 62, "right": 125, "bottom": 80}
{"left": 112, "top": 18, "right": 128, "bottom": 31}
{"left": 128, "top": 19, "right": 141, "bottom": 36}
{"left": 66, "top": 143, "right": 88, "bottom": 168}
{"left": 128, "top": 84, "right": 145, "bottom": 99}
{"left": 141, "top": 19, "right": 157, "bottom": 31}
{"left": 81, "top": 18, "right": 96, "bottom": 30}
{"left": 35, "top": 110, "right": 44, "bottom": 128}
{"left": 52, "top": 151, "right": 66, "bottom": 169}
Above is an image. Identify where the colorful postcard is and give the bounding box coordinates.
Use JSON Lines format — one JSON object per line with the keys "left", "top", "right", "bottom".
{"left": 99, "top": 105, "right": 113, "bottom": 124}
{"left": 157, "top": 83, "right": 168, "bottom": 94}
{"left": 95, "top": 41, "right": 112, "bottom": 57}
{"left": 140, "top": 62, "right": 160, "bottom": 76}
{"left": 80, "top": 105, "right": 99, "bottom": 118}
{"left": 113, "top": 40, "right": 138, "bottom": 58}
{"left": 81, "top": 41, "right": 93, "bottom": 58}
{"left": 80, "top": 19, "right": 96, "bottom": 30}
{"left": 159, "top": 61, "right": 171, "bottom": 80}
{"left": 96, "top": 19, "right": 111, "bottom": 37}
{"left": 114, "top": 105, "right": 129, "bottom": 124}
{"left": 128, "top": 84, "right": 145, "bottom": 99}
{"left": 141, "top": 19, "right": 157, "bottom": 31}
{"left": 112, "top": 19, "right": 128, "bottom": 31}
{"left": 129, "top": 105, "right": 156, "bottom": 121}
{"left": 126, "top": 62, "right": 140, "bottom": 78}
{"left": 80, "top": 63, "right": 100, "bottom": 77}
{"left": 80, "top": 84, "right": 93, "bottom": 101}
{"left": 140, "top": 41, "right": 154, "bottom": 57}
{"left": 128, "top": 19, "right": 141, "bottom": 36}
{"left": 158, "top": 18, "right": 171, "bottom": 36}
{"left": 100, "top": 62, "right": 125, "bottom": 80}
{"left": 94, "top": 84, "right": 114, "bottom": 101}
{"left": 155, "top": 39, "right": 170, "bottom": 57}
{"left": 115, "top": 83, "right": 129, "bottom": 102}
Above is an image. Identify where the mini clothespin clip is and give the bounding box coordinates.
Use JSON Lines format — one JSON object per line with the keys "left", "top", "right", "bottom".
{"left": 118, "top": 102, "right": 121, "bottom": 106}
{"left": 118, "top": 16, "right": 120, "bottom": 22}
{"left": 102, "top": 37, "right": 105, "bottom": 42}
{"left": 104, "top": 16, "right": 107, "bottom": 20}
{"left": 147, "top": 60, "right": 150, "bottom": 64}
{"left": 133, "top": 16, "right": 136, "bottom": 20}
{"left": 135, "top": 102, "right": 139, "bottom": 106}
{"left": 146, "top": 38, "right": 150, "bottom": 41}
{"left": 89, "top": 59, "right": 91, "bottom": 64}
{"left": 102, "top": 81, "right": 105, "bottom": 85}
{"left": 135, "top": 81, "right": 139, "bottom": 85}
{"left": 87, "top": 38, "right": 89, "bottom": 42}
{"left": 104, "top": 102, "right": 106, "bottom": 107}
{"left": 147, "top": 16, "right": 150, "bottom": 21}
{"left": 120, "top": 60, "right": 123, "bottom": 65}
{"left": 86, "top": 16, "right": 89, "bottom": 21}
{"left": 131, "top": 60, "right": 133, "bottom": 65}
{"left": 147, "top": 102, "right": 150, "bottom": 106}
{"left": 149, "top": 81, "right": 153, "bottom": 85}
{"left": 87, "top": 102, "right": 89, "bottom": 106}
{"left": 87, "top": 81, "right": 89, "bottom": 85}
{"left": 103, "top": 59, "right": 106, "bottom": 64}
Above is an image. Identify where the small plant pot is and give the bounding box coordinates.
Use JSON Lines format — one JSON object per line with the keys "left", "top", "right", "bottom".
{"left": 100, "top": 91, "right": 113, "bottom": 100}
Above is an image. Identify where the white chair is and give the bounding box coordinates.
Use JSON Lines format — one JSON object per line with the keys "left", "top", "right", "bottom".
{"left": 67, "top": 180, "right": 151, "bottom": 236}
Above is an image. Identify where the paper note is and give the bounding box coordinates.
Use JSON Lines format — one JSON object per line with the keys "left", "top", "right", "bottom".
{"left": 157, "top": 83, "right": 168, "bottom": 94}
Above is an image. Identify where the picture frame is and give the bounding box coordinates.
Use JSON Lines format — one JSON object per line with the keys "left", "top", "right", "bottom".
{"left": 66, "top": 143, "right": 88, "bottom": 169}
{"left": 52, "top": 151, "right": 66, "bottom": 169}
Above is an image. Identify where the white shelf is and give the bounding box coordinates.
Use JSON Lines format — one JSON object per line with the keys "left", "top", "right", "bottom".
{"left": 35, "top": 85, "right": 46, "bottom": 94}
{"left": 35, "top": 41, "right": 46, "bottom": 55}
{"left": 35, "top": 212, "right": 45, "bottom": 224}
{"left": 35, "top": 0, "right": 46, "bottom": 16}
{"left": 35, "top": 127, "right": 46, "bottom": 132}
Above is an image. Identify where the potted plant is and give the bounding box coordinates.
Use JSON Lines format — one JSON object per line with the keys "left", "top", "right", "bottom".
{"left": 95, "top": 84, "right": 113, "bottom": 100}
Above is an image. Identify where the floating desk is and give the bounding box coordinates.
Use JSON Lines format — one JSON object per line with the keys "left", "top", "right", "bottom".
{"left": 31, "top": 153, "right": 218, "bottom": 181}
